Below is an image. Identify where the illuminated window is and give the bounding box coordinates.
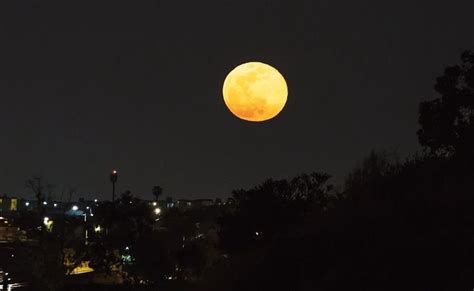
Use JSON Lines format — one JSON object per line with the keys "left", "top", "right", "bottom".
{"left": 10, "top": 199, "right": 17, "bottom": 211}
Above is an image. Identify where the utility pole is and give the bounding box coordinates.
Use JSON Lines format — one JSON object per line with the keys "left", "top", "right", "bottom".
{"left": 110, "top": 170, "right": 118, "bottom": 201}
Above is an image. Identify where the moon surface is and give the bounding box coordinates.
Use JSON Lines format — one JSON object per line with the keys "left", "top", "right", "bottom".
{"left": 223, "top": 62, "right": 288, "bottom": 122}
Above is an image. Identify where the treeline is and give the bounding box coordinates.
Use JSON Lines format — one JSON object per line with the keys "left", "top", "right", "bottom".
{"left": 203, "top": 152, "right": 474, "bottom": 291}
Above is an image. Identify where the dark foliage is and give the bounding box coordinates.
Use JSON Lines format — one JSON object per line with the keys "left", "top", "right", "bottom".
{"left": 199, "top": 153, "right": 474, "bottom": 291}
{"left": 219, "top": 172, "right": 333, "bottom": 254}
{"left": 152, "top": 186, "right": 163, "bottom": 201}
{"left": 418, "top": 50, "right": 474, "bottom": 157}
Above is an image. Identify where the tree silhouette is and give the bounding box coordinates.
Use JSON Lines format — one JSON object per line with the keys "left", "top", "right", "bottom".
{"left": 152, "top": 185, "right": 163, "bottom": 201}
{"left": 219, "top": 172, "right": 333, "bottom": 254}
{"left": 418, "top": 50, "right": 474, "bottom": 157}
{"left": 25, "top": 176, "right": 53, "bottom": 211}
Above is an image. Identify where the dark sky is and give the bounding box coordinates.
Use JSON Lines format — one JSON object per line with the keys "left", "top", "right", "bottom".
{"left": 0, "top": 0, "right": 473, "bottom": 200}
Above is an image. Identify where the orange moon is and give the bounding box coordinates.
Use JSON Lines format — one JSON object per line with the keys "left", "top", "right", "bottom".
{"left": 222, "top": 62, "right": 288, "bottom": 122}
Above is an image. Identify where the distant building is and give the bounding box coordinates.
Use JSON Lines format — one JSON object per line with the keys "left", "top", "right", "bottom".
{"left": 193, "top": 199, "right": 214, "bottom": 207}
{"left": 165, "top": 197, "right": 174, "bottom": 208}
{"left": 174, "top": 198, "right": 217, "bottom": 210}
{"left": 0, "top": 195, "right": 21, "bottom": 214}
{"left": 176, "top": 199, "right": 193, "bottom": 209}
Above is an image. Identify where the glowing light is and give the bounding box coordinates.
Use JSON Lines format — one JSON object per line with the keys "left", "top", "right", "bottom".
{"left": 43, "top": 217, "right": 53, "bottom": 231}
{"left": 223, "top": 62, "right": 288, "bottom": 122}
{"left": 122, "top": 254, "right": 133, "bottom": 264}
{"left": 70, "top": 261, "right": 94, "bottom": 275}
{"left": 10, "top": 198, "right": 17, "bottom": 211}
{"left": 154, "top": 208, "right": 161, "bottom": 215}
{"left": 152, "top": 202, "right": 157, "bottom": 206}
{"left": 43, "top": 201, "right": 48, "bottom": 205}
{"left": 94, "top": 199, "right": 98, "bottom": 203}
{"left": 71, "top": 205, "right": 79, "bottom": 211}
{"left": 54, "top": 203, "right": 58, "bottom": 207}
{"left": 94, "top": 225, "right": 102, "bottom": 233}
{"left": 25, "top": 201, "right": 30, "bottom": 207}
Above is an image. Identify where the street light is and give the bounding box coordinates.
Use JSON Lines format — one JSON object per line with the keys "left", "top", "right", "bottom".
{"left": 110, "top": 170, "right": 118, "bottom": 201}
{"left": 154, "top": 208, "right": 161, "bottom": 215}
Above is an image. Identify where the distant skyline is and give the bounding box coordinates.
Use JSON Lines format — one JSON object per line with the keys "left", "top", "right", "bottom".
{"left": 0, "top": 0, "right": 473, "bottom": 200}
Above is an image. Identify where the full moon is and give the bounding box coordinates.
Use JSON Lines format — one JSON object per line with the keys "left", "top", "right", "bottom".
{"left": 222, "top": 62, "right": 288, "bottom": 122}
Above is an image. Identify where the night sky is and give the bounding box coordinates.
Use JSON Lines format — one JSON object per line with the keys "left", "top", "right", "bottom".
{"left": 0, "top": 0, "right": 473, "bottom": 200}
